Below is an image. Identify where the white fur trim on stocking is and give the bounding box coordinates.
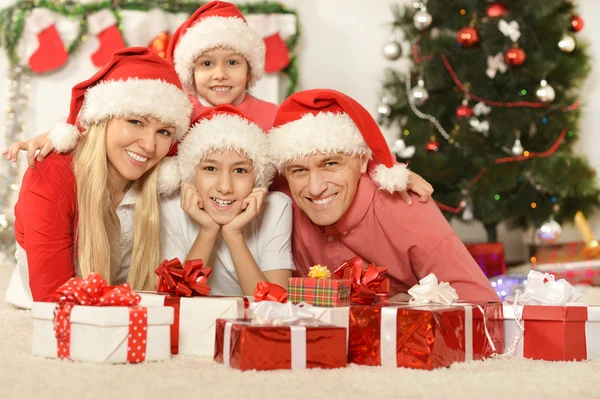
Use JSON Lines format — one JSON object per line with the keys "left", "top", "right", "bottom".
{"left": 80, "top": 78, "right": 192, "bottom": 140}
{"left": 268, "top": 112, "right": 371, "bottom": 172}
{"left": 245, "top": 14, "right": 279, "bottom": 38}
{"left": 87, "top": 9, "right": 117, "bottom": 35}
{"left": 28, "top": 8, "right": 56, "bottom": 35}
{"left": 178, "top": 113, "right": 274, "bottom": 188}
{"left": 373, "top": 163, "right": 410, "bottom": 193}
{"left": 173, "top": 16, "right": 265, "bottom": 92}
{"left": 48, "top": 122, "right": 80, "bottom": 153}
{"left": 157, "top": 156, "right": 181, "bottom": 195}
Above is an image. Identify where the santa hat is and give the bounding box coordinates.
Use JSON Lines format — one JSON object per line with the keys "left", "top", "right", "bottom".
{"left": 268, "top": 89, "right": 410, "bottom": 193}
{"left": 167, "top": 1, "right": 265, "bottom": 93}
{"left": 157, "top": 104, "right": 274, "bottom": 195}
{"left": 48, "top": 47, "right": 192, "bottom": 153}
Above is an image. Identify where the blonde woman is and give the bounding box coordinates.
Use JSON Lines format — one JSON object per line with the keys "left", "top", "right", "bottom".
{"left": 4, "top": 47, "right": 192, "bottom": 308}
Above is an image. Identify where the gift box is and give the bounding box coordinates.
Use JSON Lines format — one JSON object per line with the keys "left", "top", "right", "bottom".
{"left": 32, "top": 301, "right": 173, "bottom": 363}
{"left": 288, "top": 277, "right": 351, "bottom": 307}
{"left": 346, "top": 303, "right": 504, "bottom": 369}
{"left": 465, "top": 242, "right": 507, "bottom": 278}
{"left": 503, "top": 304, "right": 600, "bottom": 361}
{"left": 531, "top": 242, "right": 600, "bottom": 286}
{"left": 214, "top": 318, "right": 347, "bottom": 371}
{"left": 138, "top": 293, "right": 248, "bottom": 356}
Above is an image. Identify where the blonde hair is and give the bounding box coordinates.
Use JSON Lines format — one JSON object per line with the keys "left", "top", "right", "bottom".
{"left": 73, "top": 120, "right": 160, "bottom": 290}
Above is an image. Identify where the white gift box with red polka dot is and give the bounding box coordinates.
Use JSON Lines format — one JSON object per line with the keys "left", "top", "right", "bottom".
{"left": 31, "top": 302, "right": 174, "bottom": 363}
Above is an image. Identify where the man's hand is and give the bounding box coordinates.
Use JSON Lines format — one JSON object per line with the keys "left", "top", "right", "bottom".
{"left": 2, "top": 131, "right": 54, "bottom": 168}
{"left": 180, "top": 182, "right": 220, "bottom": 233}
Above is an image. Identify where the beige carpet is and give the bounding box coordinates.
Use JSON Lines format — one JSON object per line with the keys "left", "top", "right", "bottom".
{"left": 2, "top": 261, "right": 600, "bottom": 399}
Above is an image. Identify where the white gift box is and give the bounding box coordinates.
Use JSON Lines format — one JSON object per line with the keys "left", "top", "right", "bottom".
{"left": 138, "top": 293, "right": 247, "bottom": 356}
{"left": 32, "top": 302, "right": 173, "bottom": 363}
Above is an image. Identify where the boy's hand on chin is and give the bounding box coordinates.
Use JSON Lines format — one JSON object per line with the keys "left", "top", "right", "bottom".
{"left": 222, "top": 187, "right": 268, "bottom": 237}
{"left": 180, "top": 182, "right": 220, "bottom": 233}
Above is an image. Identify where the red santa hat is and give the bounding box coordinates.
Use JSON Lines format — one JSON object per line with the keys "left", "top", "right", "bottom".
{"left": 268, "top": 89, "right": 410, "bottom": 193}
{"left": 167, "top": 1, "right": 265, "bottom": 94}
{"left": 48, "top": 47, "right": 192, "bottom": 153}
{"left": 157, "top": 104, "right": 274, "bottom": 195}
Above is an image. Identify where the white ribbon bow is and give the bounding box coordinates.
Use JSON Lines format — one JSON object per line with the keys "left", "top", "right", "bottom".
{"left": 486, "top": 52, "right": 507, "bottom": 79}
{"left": 513, "top": 270, "right": 583, "bottom": 305}
{"left": 469, "top": 118, "right": 490, "bottom": 134}
{"left": 408, "top": 273, "right": 459, "bottom": 305}
{"left": 498, "top": 20, "right": 521, "bottom": 42}
{"left": 473, "top": 102, "right": 492, "bottom": 116}
{"left": 392, "top": 139, "right": 416, "bottom": 159}
{"left": 249, "top": 301, "right": 317, "bottom": 325}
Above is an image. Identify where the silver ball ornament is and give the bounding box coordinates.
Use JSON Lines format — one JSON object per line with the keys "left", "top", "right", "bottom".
{"left": 537, "top": 220, "right": 562, "bottom": 242}
{"left": 413, "top": 8, "right": 433, "bottom": 31}
{"left": 410, "top": 79, "right": 429, "bottom": 106}
{"left": 536, "top": 80, "right": 555, "bottom": 103}
{"left": 383, "top": 38, "right": 402, "bottom": 60}
{"left": 558, "top": 34, "right": 576, "bottom": 53}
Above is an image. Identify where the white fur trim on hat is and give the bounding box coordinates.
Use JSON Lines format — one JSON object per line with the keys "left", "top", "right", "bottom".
{"left": 173, "top": 16, "right": 265, "bottom": 92}
{"left": 48, "top": 121, "right": 80, "bottom": 153}
{"left": 373, "top": 163, "right": 410, "bottom": 193}
{"left": 268, "top": 112, "right": 371, "bottom": 172}
{"left": 177, "top": 113, "right": 274, "bottom": 189}
{"left": 157, "top": 156, "right": 181, "bottom": 195}
{"left": 80, "top": 78, "right": 192, "bottom": 140}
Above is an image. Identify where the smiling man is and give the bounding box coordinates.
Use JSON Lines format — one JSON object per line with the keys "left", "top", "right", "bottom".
{"left": 268, "top": 89, "right": 498, "bottom": 302}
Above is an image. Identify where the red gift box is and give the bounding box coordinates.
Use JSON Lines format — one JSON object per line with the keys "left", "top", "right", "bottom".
{"left": 347, "top": 303, "right": 504, "bottom": 369}
{"left": 214, "top": 318, "right": 347, "bottom": 371}
{"left": 531, "top": 242, "right": 600, "bottom": 286}
{"left": 465, "top": 243, "right": 507, "bottom": 278}
{"left": 503, "top": 304, "right": 600, "bottom": 361}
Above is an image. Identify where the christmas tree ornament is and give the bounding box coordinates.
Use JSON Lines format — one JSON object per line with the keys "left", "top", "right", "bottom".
{"left": 469, "top": 117, "right": 490, "bottom": 135}
{"left": 382, "top": 36, "right": 403, "bottom": 60}
{"left": 511, "top": 139, "right": 524, "bottom": 156}
{"left": 486, "top": 52, "right": 507, "bottom": 78}
{"left": 456, "top": 99, "right": 473, "bottom": 118}
{"left": 410, "top": 78, "right": 429, "bottom": 106}
{"left": 148, "top": 32, "right": 171, "bottom": 59}
{"left": 537, "top": 219, "right": 562, "bottom": 243}
{"left": 535, "top": 79, "right": 555, "bottom": 103}
{"left": 392, "top": 139, "right": 416, "bottom": 159}
{"left": 457, "top": 27, "right": 480, "bottom": 47}
{"left": 485, "top": 3, "right": 509, "bottom": 18}
{"left": 570, "top": 15, "right": 584, "bottom": 32}
{"left": 504, "top": 46, "right": 526, "bottom": 66}
{"left": 498, "top": 19, "right": 521, "bottom": 42}
{"left": 462, "top": 202, "right": 474, "bottom": 221}
{"left": 376, "top": 97, "right": 391, "bottom": 124}
{"left": 473, "top": 102, "right": 491, "bottom": 116}
{"left": 26, "top": 8, "right": 69, "bottom": 73}
{"left": 558, "top": 34, "right": 576, "bottom": 53}
{"left": 426, "top": 136, "right": 441, "bottom": 152}
{"left": 413, "top": 7, "right": 433, "bottom": 31}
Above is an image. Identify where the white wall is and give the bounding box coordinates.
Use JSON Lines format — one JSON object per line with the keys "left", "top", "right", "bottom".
{"left": 1, "top": 0, "right": 600, "bottom": 263}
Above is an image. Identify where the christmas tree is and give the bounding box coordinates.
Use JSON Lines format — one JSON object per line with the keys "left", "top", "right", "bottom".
{"left": 380, "top": 0, "right": 600, "bottom": 242}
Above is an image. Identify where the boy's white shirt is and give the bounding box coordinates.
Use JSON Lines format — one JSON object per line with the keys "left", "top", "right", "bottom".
{"left": 160, "top": 191, "right": 295, "bottom": 296}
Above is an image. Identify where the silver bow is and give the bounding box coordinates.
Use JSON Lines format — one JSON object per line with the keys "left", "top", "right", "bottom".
{"left": 498, "top": 19, "right": 521, "bottom": 42}
{"left": 473, "top": 102, "right": 492, "bottom": 116}
{"left": 408, "top": 273, "right": 459, "bottom": 305}
{"left": 486, "top": 52, "right": 507, "bottom": 79}
{"left": 392, "top": 139, "right": 416, "bottom": 159}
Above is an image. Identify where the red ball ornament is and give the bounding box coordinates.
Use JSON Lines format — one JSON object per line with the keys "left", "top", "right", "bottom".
{"left": 570, "top": 15, "right": 584, "bottom": 32}
{"left": 457, "top": 27, "right": 480, "bottom": 48}
{"left": 485, "top": 3, "right": 509, "bottom": 18}
{"left": 456, "top": 104, "right": 473, "bottom": 118}
{"left": 426, "top": 139, "right": 441, "bottom": 153}
{"left": 504, "top": 47, "right": 526, "bottom": 66}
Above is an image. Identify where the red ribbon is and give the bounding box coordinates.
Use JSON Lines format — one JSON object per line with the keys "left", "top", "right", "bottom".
{"left": 333, "top": 257, "right": 390, "bottom": 305}
{"left": 156, "top": 258, "right": 212, "bottom": 297}
{"left": 52, "top": 272, "right": 147, "bottom": 362}
{"left": 254, "top": 281, "right": 288, "bottom": 303}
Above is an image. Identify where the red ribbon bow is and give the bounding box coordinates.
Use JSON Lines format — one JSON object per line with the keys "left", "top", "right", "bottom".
{"left": 333, "top": 257, "right": 390, "bottom": 305}
{"left": 254, "top": 281, "right": 288, "bottom": 303}
{"left": 156, "top": 258, "right": 212, "bottom": 297}
{"left": 52, "top": 272, "right": 143, "bottom": 360}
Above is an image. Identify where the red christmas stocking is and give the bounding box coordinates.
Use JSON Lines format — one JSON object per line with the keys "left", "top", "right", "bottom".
{"left": 28, "top": 8, "right": 69, "bottom": 73}
{"left": 88, "top": 9, "right": 126, "bottom": 68}
{"left": 264, "top": 32, "right": 290, "bottom": 73}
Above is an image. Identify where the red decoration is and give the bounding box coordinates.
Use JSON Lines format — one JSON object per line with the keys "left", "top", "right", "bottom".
{"left": 29, "top": 25, "right": 69, "bottom": 73}
{"left": 504, "top": 47, "right": 526, "bottom": 66}
{"left": 464, "top": 243, "right": 507, "bottom": 278}
{"left": 456, "top": 104, "right": 474, "bottom": 118}
{"left": 254, "top": 281, "right": 288, "bottom": 303}
{"left": 333, "top": 257, "right": 390, "bottom": 305}
{"left": 90, "top": 25, "right": 126, "bottom": 68}
{"left": 426, "top": 139, "right": 441, "bottom": 152}
{"left": 485, "top": 2, "right": 509, "bottom": 18}
{"left": 264, "top": 32, "right": 291, "bottom": 73}
{"left": 570, "top": 15, "right": 584, "bottom": 32}
{"left": 457, "top": 27, "right": 480, "bottom": 48}
{"left": 148, "top": 32, "right": 171, "bottom": 59}
{"left": 155, "top": 258, "right": 212, "bottom": 297}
